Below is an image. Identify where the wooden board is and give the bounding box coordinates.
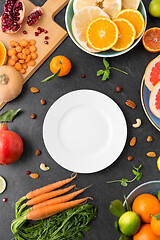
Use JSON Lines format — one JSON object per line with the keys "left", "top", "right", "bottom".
{"left": 0, "top": 0, "right": 69, "bottom": 109}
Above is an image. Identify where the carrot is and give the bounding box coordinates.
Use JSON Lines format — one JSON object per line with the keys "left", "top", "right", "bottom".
{"left": 26, "top": 173, "right": 77, "bottom": 199}
{"left": 27, "top": 197, "right": 92, "bottom": 220}
{"left": 33, "top": 185, "right": 91, "bottom": 210}
{"left": 26, "top": 184, "right": 76, "bottom": 206}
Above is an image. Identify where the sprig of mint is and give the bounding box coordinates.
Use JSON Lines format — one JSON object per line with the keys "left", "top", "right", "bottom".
{"left": 97, "top": 58, "right": 128, "bottom": 81}
{"left": 106, "top": 165, "right": 142, "bottom": 187}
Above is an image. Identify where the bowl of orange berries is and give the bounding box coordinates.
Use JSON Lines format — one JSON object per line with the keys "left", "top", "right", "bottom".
{"left": 65, "top": 0, "right": 147, "bottom": 57}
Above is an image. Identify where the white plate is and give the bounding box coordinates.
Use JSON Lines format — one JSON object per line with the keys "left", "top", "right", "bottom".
{"left": 43, "top": 90, "right": 127, "bottom": 173}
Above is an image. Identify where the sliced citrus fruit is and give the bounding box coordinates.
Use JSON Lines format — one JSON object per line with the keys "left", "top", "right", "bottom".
{"left": 122, "top": 0, "right": 141, "bottom": 10}
{"left": 115, "top": 9, "right": 145, "bottom": 39}
{"left": 111, "top": 18, "right": 136, "bottom": 51}
{"left": 86, "top": 17, "right": 118, "bottom": 51}
{"left": 73, "top": 0, "right": 122, "bottom": 19}
{"left": 72, "top": 6, "right": 109, "bottom": 52}
{"left": 142, "top": 28, "right": 160, "bottom": 52}
{"left": 149, "top": 81, "right": 160, "bottom": 118}
{"left": 0, "top": 41, "right": 7, "bottom": 66}
{"left": 144, "top": 55, "right": 160, "bottom": 91}
{"left": 0, "top": 176, "right": 6, "bottom": 194}
{"left": 157, "top": 156, "right": 160, "bottom": 171}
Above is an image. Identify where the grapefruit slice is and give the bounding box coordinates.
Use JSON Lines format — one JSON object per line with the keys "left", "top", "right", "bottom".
{"left": 142, "top": 28, "right": 160, "bottom": 52}
{"left": 149, "top": 81, "right": 160, "bottom": 118}
{"left": 144, "top": 55, "right": 160, "bottom": 91}
{"left": 72, "top": 6, "right": 109, "bottom": 52}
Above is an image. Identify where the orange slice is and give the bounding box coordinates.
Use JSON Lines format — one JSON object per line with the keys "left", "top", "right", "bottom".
{"left": 86, "top": 17, "right": 119, "bottom": 51}
{"left": 0, "top": 41, "right": 7, "bottom": 66}
{"left": 115, "top": 9, "right": 145, "bottom": 39}
{"left": 112, "top": 18, "right": 136, "bottom": 51}
{"left": 142, "top": 27, "right": 160, "bottom": 52}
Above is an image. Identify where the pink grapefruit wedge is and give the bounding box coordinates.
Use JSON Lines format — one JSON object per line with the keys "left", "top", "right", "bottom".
{"left": 149, "top": 81, "right": 160, "bottom": 118}
{"left": 145, "top": 55, "right": 160, "bottom": 91}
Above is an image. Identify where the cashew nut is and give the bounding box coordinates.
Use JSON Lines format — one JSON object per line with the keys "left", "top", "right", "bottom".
{"left": 40, "top": 163, "right": 50, "bottom": 171}
{"left": 132, "top": 118, "right": 142, "bottom": 128}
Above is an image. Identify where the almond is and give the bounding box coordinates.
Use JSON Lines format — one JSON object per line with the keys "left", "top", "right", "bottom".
{"left": 146, "top": 152, "right": 156, "bottom": 157}
{"left": 30, "top": 173, "right": 39, "bottom": 179}
{"left": 130, "top": 137, "right": 136, "bottom": 147}
{"left": 125, "top": 100, "right": 136, "bottom": 109}
{"left": 30, "top": 87, "right": 39, "bottom": 93}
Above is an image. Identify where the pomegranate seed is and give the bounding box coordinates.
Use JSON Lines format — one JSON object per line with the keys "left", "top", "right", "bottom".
{"left": 44, "top": 30, "right": 48, "bottom": 34}
{"left": 116, "top": 86, "right": 122, "bottom": 93}
{"left": 27, "top": 171, "right": 31, "bottom": 175}
{"left": 37, "top": 27, "right": 41, "bottom": 31}
{"left": 23, "top": 30, "right": 27, "bottom": 34}
{"left": 3, "top": 198, "right": 7, "bottom": 202}
{"left": 35, "top": 32, "right": 39, "bottom": 36}
{"left": 81, "top": 74, "right": 85, "bottom": 78}
{"left": 45, "top": 36, "right": 49, "bottom": 40}
{"left": 40, "top": 28, "right": 44, "bottom": 33}
{"left": 44, "top": 41, "right": 48, "bottom": 44}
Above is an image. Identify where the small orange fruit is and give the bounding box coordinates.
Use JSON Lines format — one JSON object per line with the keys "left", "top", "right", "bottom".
{"left": 86, "top": 17, "right": 119, "bottom": 51}
{"left": 115, "top": 9, "right": 145, "bottom": 39}
{"left": 133, "top": 224, "right": 160, "bottom": 240}
{"left": 142, "top": 27, "right": 160, "bottom": 52}
{"left": 132, "top": 193, "right": 160, "bottom": 223}
{"left": 112, "top": 18, "right": 136, "bottom": 51}
{"left": 151, "top": 214, "right": 160, "bottom": 236}
{"left": 50, "top": 56, "right": 71, "bottom": 77}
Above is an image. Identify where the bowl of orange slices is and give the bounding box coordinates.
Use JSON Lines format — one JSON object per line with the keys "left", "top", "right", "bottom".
{"left": 65, "top": 0, "right": 147, "bottom": 57}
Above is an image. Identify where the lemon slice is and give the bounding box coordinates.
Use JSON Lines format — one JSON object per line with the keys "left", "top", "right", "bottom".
{"left": 122, "top": 0, "right": 141, "bottom": 10}
{"left": 73, "top": 0, "right": 122, "bottom": 19}
{"left": 72, "top": 6, "right": 109, "bottom": 52}
{"left": 157, "top": 156, "right": 160, "bottom": 171}
{"left": 0, "top": 176, "right": 6, "bottom": 194}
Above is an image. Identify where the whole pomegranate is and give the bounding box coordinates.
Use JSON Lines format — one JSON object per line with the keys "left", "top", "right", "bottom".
{"left": 1, "top": 0, "right": 25, "bottom": 34}
{"left": 0, "top": 123, "right": 23, "bottom": 165}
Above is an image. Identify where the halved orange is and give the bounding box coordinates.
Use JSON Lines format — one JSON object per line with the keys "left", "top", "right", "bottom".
{"left": 86, "top": 17, "right": 119, "bottom": 51}
{"left": 115, "top": 9, "right": 145, "bottom": 39}
{"left": 142, "top": 28, "right": 160, "bottom": 52}
{"left": 112, "top": 18, "right": 136, "bottom": 51}
{"left": 0, "top": 41, "right": 7, "bottom": 66}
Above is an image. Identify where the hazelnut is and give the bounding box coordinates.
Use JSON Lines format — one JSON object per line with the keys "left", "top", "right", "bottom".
{"left": 41, "top": 99, "right": 46, "bottom": 105}
{"left": 30, "top": 113, "right": 36, "bottom": 119}
{"left": 35, "top": 149, "right": 41, "bottom": 156}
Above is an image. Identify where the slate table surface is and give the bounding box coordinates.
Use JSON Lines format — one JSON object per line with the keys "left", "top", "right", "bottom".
{"left": 0, "top": 0, "right": 160, "bottom": 239}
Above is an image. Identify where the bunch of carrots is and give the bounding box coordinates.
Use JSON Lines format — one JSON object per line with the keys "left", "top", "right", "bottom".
{"left": 11, "top": 173, "right": 93, "bottom": 234}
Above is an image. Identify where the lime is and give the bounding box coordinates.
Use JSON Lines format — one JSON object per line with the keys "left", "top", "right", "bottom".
{"left": 149, "top": 0, "right": 160, "bottom": 17}
{"left": 118, "top": 211, "right": 141, "bottom": 236}
{"left": 157, "top": 156, "right": 160, "bottom": 171}
{"left": 158, "top": 190, "right": 160, "bottom": 201}
{"left": 0, "top": 176, "right": 6, "bottom": 194}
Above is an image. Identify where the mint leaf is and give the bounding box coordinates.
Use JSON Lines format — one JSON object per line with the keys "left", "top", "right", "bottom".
{"left": 136, "top": 173, "right": 142, "bottom": 181}
{"left": 97, "top": 70, "right": 104, "bottom": 76}
{"left": 102, "top": 70, "right": 110, "bottom": 81}
{"left": 103, "top": 58, "right": 109, "bottom": 69}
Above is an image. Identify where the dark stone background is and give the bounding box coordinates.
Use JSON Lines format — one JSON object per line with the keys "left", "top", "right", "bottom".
{"left": 0, "top": 0, "right": 160, "bottom": 239}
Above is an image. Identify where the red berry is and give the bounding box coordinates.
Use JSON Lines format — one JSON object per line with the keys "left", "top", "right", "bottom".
{"left": 116, "top": 86, "right": 122, "bottom": 92}
{"left": 35, "top": 32, "right": 39, "bottom": 36}
{"left": 44, "top": 41, "right": 48, "bottom": 44}
{"left": 3, "top": 198, "right": 7, "bottom": 202}
{"left": 27, "top": 171, "right": 31, "bottom": 175}
{"left": 82, "top": 74, "right": 85, "bottom": 78}
{"left": 45, "top": 36, "right": 49, "bottom": 40}
{"left": 23, "top": 30, "right": 27, "bottom": 34}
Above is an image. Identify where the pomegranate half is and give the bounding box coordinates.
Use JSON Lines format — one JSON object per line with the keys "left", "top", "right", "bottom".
{"left": 0, "top": 123, "right": 23, "bottom": 165}
{"left": 27, "top": 7, "right": 43, "bottom": 26}
{"left": 1, "top": 0, "right": 25, "bottom": 34}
